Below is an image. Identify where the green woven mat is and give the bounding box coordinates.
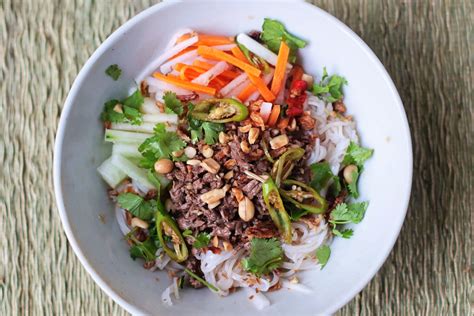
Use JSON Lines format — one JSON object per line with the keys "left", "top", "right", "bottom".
{"left": 1, "top": 0, "right": 472, "bottom": 315}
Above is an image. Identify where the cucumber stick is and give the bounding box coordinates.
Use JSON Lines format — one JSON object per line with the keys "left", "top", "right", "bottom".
{"left": 110, "top": 155, "right": 155, "bottom": 191}
{"left": 112, "top": 143, "right": 141, "bottom": 159}
{"left": 104, "top": 129, "right": 149, "bottom": 144}
{"left": 97, "top": 157, "right": 127, "bottom": 188}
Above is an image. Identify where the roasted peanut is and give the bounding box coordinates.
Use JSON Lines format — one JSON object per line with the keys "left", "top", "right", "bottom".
{"left": 232, "top": 187, "right": 244, "bottom": 202}
{"left": 238, "top": 124, "right": 252, "bottom": 133}
{"left": 238, "top": 197, "right": 255, "bottom": 222}
{"left": 240, "top": 140, "right": 251, "bottom": 153}
{"left": 269, "top": 134, "right": 289, "bottom": 149}
{"left": 113, "top": 104, "right": 123, "bottom": 113}
{"left": 248, "top": 127, "right": 260, "bottom": 145}
{"left": 343, "top": 164, "right": 358, "bottom": 184}
{"left": 187, "top": 159, "right": 202, "bottom": 166}
{"left": 202, "top": 145, "right": 214, "bottom": 158}
{"left": 223, "top": 159, "right": 236, "bottom": 169}
{"left": 154, "top": 158, "right": 174, "bottom": 174}
{"left": 131, "top": 217, "right": 149, "bottom": 229}
{"left": 184, "top": 146, "right": 197, "bottom": 158}
{"left": 201, "top": 158, "right": 220, "bottom": 174}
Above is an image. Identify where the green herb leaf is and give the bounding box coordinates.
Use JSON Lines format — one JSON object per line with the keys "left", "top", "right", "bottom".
{"left": 330, "top": 202, "right": 368, "bottom": 225}
{"left": 105, "top": 64, "right": 122, "bottom": 80}
{"left": 163, "top": 91, "right": 184, "bottom": 115}
{"left": 139, "top": 123, "right": 186, "bottom": 168}
{"left": 311, "top": 67, "right": 348, "bottom": 103}
{"left": 187, "top": 105, "right": 224, "bottom": 145}
{"left": 315, "top": 245, "right": 331, "bottom": 269}
{"left": 261, "top": 18, "right": 307, "bottom": 63}
{"left": 147, "top": 170, "right": 162, "bottom": 198}
{"left": 193, "top": 232, "right": 211, "bottom": 249}
{"left": 117, "top": 192, "right": 156, "bottom": 221}
{"left": 347, "top": 169, "right": 360, "bottom": 198}
{"left": 100, "top": 89, "right": 144, "bottom": 125}
{"left": 129, "top": 238, "right": 157, "bottom": 262}
{"left": 241, "top": 238, "right": 283, "bottom": 276}
{"left": 182, "top": 229, "right": 193, "bottom": 237}
{"left": 342, "top": 141, "right": 374, "bottom": 167}
{"left": 310, "top": 162, "right": 334, "bottom": 191}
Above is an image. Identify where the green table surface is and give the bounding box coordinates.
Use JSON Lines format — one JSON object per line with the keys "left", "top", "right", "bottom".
{"left": 1, "top": 0, "right": 472, "bottom": 315}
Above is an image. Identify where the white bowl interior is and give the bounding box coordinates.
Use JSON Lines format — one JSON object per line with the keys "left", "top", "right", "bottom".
{"left": 55, "top": 1, "right": 412, "bottom": 315}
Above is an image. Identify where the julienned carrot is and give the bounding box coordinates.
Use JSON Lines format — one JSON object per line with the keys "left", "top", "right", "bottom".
{"left": 271, "top": 41, "right": 290, "bottom": 96}
{"left": 197, "top": 34, "right": 234, "bottom": 46}
{"left": 192, "top": 60, "right": 240, "bottom": 80}
{"left": 197, "top": 46, "right": 261, "bottom": 77}
{"left": 231, "top": 46, "right": 249, "bottom": 63}
{"left": 153, "top": 72, "right": 216, "bottom": 95}
{"left": 291, "top": 64, "right": 304, "bottom": 87}
{"left": 247, "top": 74, "right": 275, "bottom": 102}
{"left": 267, "top": 104, "right": 281, "bottom": 126}
{"left": 237, "top": 83, "right": 258, "bottom": 101}
{"left": 177, "top": 33, "right": 234, "bottom": 46}
{"left": 179, "top": 66, "right": 203, "bottom": 81}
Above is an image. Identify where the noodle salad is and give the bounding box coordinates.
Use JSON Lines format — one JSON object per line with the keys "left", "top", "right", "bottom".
{"left": 98, "top": 19, "right": 373, "bottom": 309}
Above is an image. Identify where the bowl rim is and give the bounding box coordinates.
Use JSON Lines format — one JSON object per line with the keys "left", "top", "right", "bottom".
{"left": 53, "top": 1, "right": 413, "bottom": 314}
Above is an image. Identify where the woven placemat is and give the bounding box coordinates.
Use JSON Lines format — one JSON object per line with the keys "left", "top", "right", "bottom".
{"left": 1, "top": 0, "right": 472, "bottom": 314}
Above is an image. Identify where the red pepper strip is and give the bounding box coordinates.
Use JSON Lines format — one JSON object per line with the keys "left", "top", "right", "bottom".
{"left": 286, "top": 79, "right": 308, "bottom": 117}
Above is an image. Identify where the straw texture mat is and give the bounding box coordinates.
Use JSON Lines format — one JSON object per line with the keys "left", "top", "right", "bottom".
{"left": 1, "top": 0, "right": 472, "bottom": 315}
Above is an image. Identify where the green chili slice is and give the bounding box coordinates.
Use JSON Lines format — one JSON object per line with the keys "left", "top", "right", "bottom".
{"left": 271, "top": 147, "right": 305, "bottom": 186}
{"left": 262, "top": 177, "right": 292, "bottom": 243}
{"left": 155, "top": 202, "right": 188, "bottom": 262}
{"left": 190, "top": 98, "right": 248, "bottom": 123}
{"left": 279, "top": 179, "right": 328, "bottom": 214}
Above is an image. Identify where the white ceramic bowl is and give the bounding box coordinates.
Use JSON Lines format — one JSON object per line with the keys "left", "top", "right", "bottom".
{"left": 54, "top": 1, "right": 412, "bottom": 315}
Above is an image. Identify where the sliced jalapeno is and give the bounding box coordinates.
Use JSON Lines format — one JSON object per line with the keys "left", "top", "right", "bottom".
{"left": 279, "top": 179, "right": 328, "bottom": 214}
{"left": 271, "top": 147, "right": 305, "bottom": 186}
{"left": 262, "top": 177, "right": 292, "bottom": 243}
{"left": 190, "top": 98, "right": 248, "bottom": 123}
{"left": 155, "top": 202, "right": 188, "bottom": 262}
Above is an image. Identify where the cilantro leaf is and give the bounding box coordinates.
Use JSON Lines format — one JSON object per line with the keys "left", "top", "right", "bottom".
{"left": 163, "top": 91, "right": 183, "bottom": 115}
{"left": 100, "top": 89, "right": 144, "bottom": 125}
{"left": 241, "top": 238, "right": 283, "bottom": 276}
{"left": 117, "top": 192, "right": 156, "bottom": 221}
{"left": 311, "top": 67, "right": 348, "bottom": 103}
{"left": 330, "top": 202, "right": 368, "bottom": 225}
{"left": 105, "top": 64, "right": 122, "bottom": 80}
{"left": 129, "top": 237, "right": 157, "bottom": 262}
{"left": 347, "top": 168, "right": 360, "bottom": 198}
{"left": 139, "top": 123, "right": 186, "bottom": 168}
{"left": 193, "top": 232, "right": 211, "bottom": 249}
{"left": 187, "top": 105, "right": 224, "bottom": 145}
{"left": 342, "top": 141, "right": 374, "bottom": 167}
{"left": 310, "top": 162, "right": 334, "bottom": 191}
{"left": 202, "top": 122, "right": 224, "bottom": 145}
{"left": 332, "top": 228, "right": 354, "bottom": 239}
{"left": 261, "top": 18, "right": 307, "bottom": 63}
{"left": 315, "top": 245, "right": 331, "bottom": 269}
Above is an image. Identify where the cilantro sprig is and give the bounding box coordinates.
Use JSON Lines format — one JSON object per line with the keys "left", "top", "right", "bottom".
{"left": 329, "top": 202, "right": 368, "bottom": 238}
{"left": 342, "top": 141, "right": 374, "bottom": 167}
{"left": 105, "top": 64, "right": 122, "bottom": 80}
{"left": 100, "top": 89, "right": 144, "bottom": 125}
{"left": 117, "top": 192, "right": 156, "bottom": 221}
{"left": 261, "top": 18, "right": 307, "bottom": 63}
{"left": 241, "top": 238, "right": 283, "bottom": 276}
{"left": 187, "top": 104, "right": 224, "bottom": 145}
{"left": 311, "top": 67, "right": 348, "bottom": 103}
{"left": 138, "top": 123, "right": 186, "bottom": 168}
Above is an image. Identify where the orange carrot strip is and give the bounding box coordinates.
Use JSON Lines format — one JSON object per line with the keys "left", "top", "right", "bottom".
{"left": 267, "top": 104, "right": 281, "bottom": 126}
{"left": 237, "top": 83, "right": 258, "bottom": 101}
{"left": 192, "top": 60, "right": 240, "bottom": 80}
{"left": 197, "top": 46, "right": 261, "bottom": 77}
{"left": 291, "top": 64, "right": 304, "bottom": 87}
{"left": 247, "top": 74, "right": 275, "bottom": 102}
{"left": 197, "top": 34, "right": 234, "bottom": 46}
{"left": 271, "top": 41, "right": 290, "bottom": 96}
{"left": 153, "top": 73, "right": 216, "bottom": 95}
{"left": 231, "top": 46, "right": 249, "bottom": 63}
{"left": 176, "top": 33, "right": 193, "bottom": 43}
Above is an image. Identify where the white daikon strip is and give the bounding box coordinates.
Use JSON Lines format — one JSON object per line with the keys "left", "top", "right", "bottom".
{"left": 225, "top": 79, "right": 251, "bottom": 98}
{"left": 136, "top": 36, "right": 198, "bottom": 82}
{"left": 143, "top": 113, "right": 178, "bottom": 125}
{"left": 115, "top": 207, "right": 131, "bottom": 235}
{"left": 220, "top": 72, "right": 248, "bottom": 96}
{"left": 140, "top": 97, "right": 162, "bottom": 114}
{"left": 146, "top": 76, "right": 193, "bottom": 95}
{"left": 164, "top": 28, "right": 194, "bottom": 51}
{"left": 159, "top": 49, "right": 198, "bottom": 74}
{"left": 236, "top": 33, "right": 292, "bottom": 69}
{"left": 192, "top": 61, "right": 228, "bottom": 85}
{"left": 281, "top": 280, "right": 313, "bottom": 294}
